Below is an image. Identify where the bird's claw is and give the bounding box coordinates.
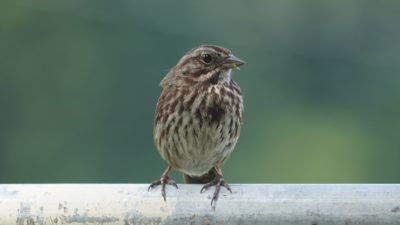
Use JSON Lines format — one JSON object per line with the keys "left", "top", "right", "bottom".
{"left": 200, "top": 177, "right": 232, "bottom": 206}
{"left": 148, "top": 175, "right": 178, "bottom": 201}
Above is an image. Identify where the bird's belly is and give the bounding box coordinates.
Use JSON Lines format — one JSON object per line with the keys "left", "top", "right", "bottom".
{"left": 153, "top": 83, "right": 243, "bottom": 177}
{"left": 172, "top": 112, "right": 239, "bottom": 176}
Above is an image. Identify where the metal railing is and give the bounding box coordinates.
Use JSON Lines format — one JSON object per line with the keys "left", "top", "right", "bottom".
{"left": 1, "top": 184, "right": 399, "bottom": 225}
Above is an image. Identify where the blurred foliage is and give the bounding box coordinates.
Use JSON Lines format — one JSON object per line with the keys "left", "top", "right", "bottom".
{"left": 1, "top": 0, "right": 400, "bottom": 183}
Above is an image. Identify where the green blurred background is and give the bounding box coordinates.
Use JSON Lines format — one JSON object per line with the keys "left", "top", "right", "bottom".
{"left": 1, "top": 0, "right": 400, "bottom": 183}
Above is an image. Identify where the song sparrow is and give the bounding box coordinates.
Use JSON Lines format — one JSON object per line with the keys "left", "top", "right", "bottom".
{"left": 148, "top": 44, "right": 244, "bottom": 206}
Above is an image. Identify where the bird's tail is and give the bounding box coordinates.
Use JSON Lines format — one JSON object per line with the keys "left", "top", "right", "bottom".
{"left": 183, "top": 169, "right": 216, "bottom": 184}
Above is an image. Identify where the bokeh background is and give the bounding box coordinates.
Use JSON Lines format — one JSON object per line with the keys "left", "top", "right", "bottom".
{"left": 1, "top": 0, "right": 400, "bottom": 183}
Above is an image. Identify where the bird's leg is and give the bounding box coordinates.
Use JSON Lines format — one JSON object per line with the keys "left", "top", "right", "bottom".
{"left": 200, "top": 166, "right": 232, "bottom": 206}
{"left": 148, "top": 165, "right": 178, "bottom": 201}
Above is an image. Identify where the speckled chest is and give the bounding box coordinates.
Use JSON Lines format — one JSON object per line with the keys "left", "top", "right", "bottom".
{"left": 154, "top": 81, "right": 243, "bottom": 175}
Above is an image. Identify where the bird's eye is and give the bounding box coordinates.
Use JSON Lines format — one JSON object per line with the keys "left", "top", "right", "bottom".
{"left": 202, "top": 54, "right": 212, "bottom": 63}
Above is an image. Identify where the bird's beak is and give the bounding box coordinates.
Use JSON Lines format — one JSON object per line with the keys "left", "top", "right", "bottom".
{"left": 224, "top": 54, "right": 245, "bottom": 68}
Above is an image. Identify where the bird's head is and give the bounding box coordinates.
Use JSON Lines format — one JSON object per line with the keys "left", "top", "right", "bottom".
{"left": 161, "top": 45, "right": 244, "bottom": 87}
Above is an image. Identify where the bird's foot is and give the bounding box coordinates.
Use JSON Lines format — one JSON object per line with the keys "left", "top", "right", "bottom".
{"left": 200, "top": 176, "right": 232, "bottom": 206}
{"left": 148, "top": 166, "right": 178, "bottom": 201}
{"left": 148, "top": 175, "right": 178, "bottom": 201}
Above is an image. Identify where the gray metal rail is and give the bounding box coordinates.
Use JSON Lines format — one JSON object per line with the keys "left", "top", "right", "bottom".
{"left": 1, "top": 184, "right": 400, "bottom": 225}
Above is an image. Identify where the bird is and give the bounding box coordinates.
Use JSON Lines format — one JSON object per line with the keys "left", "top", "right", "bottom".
{"left": 148, "top": 44, "right": 244, "bottom": 206}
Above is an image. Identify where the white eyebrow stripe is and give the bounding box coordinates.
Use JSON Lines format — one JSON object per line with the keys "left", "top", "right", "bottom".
{"left": 193, "top": 47, "right": 216, "bottom": 54}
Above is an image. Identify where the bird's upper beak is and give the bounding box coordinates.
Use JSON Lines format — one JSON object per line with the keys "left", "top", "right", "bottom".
{"left": 223, "top": 54, "right": 245, "bottom": 68}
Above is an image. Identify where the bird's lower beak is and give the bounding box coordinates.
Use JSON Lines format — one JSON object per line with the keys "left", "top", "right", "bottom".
{"left": 224, "top": 54, "right": 245, "bottom": 68}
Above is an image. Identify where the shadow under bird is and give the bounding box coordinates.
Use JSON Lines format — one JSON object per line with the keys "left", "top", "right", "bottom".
{"left": 149, "top": 44, "right": 245, "bottom": 206}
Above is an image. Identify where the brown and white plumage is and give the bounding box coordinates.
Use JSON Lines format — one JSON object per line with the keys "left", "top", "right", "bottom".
{"left": 149, "top": 45, "right": 244, "bottom": 205}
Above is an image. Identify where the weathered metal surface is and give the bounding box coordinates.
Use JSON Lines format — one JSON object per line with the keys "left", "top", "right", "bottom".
{"left": 0, "top": 184, "right": 400, "bottom": 225}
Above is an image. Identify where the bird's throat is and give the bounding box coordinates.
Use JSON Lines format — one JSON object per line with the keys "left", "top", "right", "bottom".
{"left": 208, "top": 69, "right": 231, "bottom": 85}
